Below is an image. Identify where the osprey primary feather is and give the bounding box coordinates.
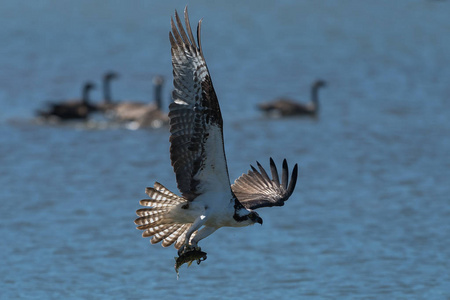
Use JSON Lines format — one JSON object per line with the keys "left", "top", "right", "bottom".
{"left": 134, "top": 7, "right": 298, "bottom": 270}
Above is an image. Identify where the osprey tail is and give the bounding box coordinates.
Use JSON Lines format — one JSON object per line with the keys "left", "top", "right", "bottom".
{"left": 135, "top": 182, "right": 190, "bottom": 249}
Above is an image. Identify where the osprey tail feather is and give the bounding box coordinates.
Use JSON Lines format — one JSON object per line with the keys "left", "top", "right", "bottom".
{"left": 135, "top": 182, "right": 191, "bottom": 249}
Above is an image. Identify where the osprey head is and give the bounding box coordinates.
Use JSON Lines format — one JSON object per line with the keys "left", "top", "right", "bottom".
{"left": 233, "top": 204, "right": 263, "bottom": 225}
{"left": 248, "top": 211, "right": 263, "bottom": 225}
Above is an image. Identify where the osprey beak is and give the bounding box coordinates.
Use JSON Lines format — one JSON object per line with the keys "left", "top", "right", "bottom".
{"left": 257, "top": 217, "right": 263, "bottom": 225}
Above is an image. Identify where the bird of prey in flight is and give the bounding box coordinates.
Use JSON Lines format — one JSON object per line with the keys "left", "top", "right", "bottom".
{"left": 135, "top": 7, "right": 298, "bottom": 271}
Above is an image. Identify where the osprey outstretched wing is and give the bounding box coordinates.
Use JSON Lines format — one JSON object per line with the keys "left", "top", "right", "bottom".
{"left": 135, "top": 8, "right": 299, "bottom": 270}
{"left": 168, "top": 8, "right": 230, "bottom": 201}
{"left": 232, "top": 158, "right": 298, "bottom": 210}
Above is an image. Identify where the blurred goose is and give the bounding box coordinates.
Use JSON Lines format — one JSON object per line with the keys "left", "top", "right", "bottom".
{"left": 96, "top": 71, "right": 119, "bottom": 112}
{"left": 36, "top": 82, "right": 96, "bottom": 120}
{"left": 111, "top": 75, "right": 169, "bottom": 128}
{"left": 258, "top": 79, "right": 327, "bottom": 117}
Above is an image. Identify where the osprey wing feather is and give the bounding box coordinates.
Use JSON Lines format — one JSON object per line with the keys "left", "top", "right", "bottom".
{"left": 169, "top": 8, "right": 230, "bottom": 200}
{"left": 232, "top": 158, "right": 298, "bottom": 210}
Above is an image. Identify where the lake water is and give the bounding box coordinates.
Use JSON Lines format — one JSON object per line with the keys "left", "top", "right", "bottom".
{"left": 1, "top": 0, "right": 450, "bottom": 299}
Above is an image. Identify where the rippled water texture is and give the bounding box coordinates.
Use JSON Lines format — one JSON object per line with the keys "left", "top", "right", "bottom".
{"left": 1, "top": 0, "right": 450, "bottom": 299}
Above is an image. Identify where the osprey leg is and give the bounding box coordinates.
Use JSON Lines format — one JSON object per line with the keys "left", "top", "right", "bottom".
{"left": 191, "top": 226, "right": 217, "bottom": 246}
{"left": 178, "top": 214, "right": 208, "bottom": 254}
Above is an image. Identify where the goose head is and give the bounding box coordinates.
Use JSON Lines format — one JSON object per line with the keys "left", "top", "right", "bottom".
{"left": 104, "top": 71, "right": 119, "bottom": 82}
{"left": 82, "top": 82, "right": 96, "bottom": 105}
{"left": 152, "top": 75, "right": 165, "bottom": 110}
{"left": 102, "top": 71, "right": 119, "bottom": 104}
{"left": 313, "top": 79, "right": 327, "bottom": 89}
{"left": 309, "top": 79, "right": 326, "bottom": 115}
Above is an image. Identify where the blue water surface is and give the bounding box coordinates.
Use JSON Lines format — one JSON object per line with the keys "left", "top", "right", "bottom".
{"left": 1, "top": 0, "right": 450, "bottom": 299}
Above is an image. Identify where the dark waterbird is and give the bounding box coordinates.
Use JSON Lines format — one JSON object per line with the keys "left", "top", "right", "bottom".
{"left": 36, "top": 82, "right": 96, "bottom": 120}
{"left": 258, "top": 79, "right": 327, "bottom": 117}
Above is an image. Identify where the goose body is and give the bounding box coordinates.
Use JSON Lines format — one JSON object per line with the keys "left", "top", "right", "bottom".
{"left": 126, "top": 105, "right": 169, "bottom": 129}
{"left": 110, "top": 75, "right": 169, "bottom": 128}
{"left": 36, "top": 82, "right": 96, "bottom": 120}
{"left": 96, "top": 71, "right": 147, "bottom": 118}
{"left": 259, "top": 79, "right": 326, "bottom": 117}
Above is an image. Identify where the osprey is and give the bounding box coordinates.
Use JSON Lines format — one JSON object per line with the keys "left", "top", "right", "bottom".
{"left": 135, "top": 7, "right": 298, "bottom": 261}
